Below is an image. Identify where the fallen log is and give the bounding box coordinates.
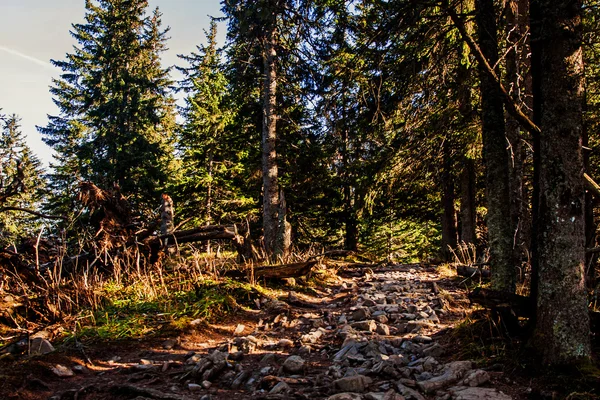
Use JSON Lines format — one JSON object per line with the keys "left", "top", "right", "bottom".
{"left": 456, "top": 265, "right": 491, "bottom": 278}
{"left": 468, "top": 287, "right": 532, "bottom": 317}
{"left": 253, "top": 260, "right": 318, "bottom": 279}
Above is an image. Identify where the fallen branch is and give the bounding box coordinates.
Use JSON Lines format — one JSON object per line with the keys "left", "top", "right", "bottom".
{"left": 456, "top": 265, "right": 491, "bottom": 278}
{"left": 468, "top": 287, "right": 532, "bottom": 317}
{"left": 253, "top": 261, "right": 318, "bottom": 279}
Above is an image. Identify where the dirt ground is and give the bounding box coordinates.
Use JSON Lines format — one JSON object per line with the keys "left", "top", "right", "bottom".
{"left": 0, "top": 264, "right": 598, "bottom": 400}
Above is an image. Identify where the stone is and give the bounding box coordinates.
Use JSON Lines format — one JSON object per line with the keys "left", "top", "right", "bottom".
{"left": 396, "top": 382, "right": 426, "bottom": 400}
{"left": 270, "top": 381, "right": 291, "bottom": 394}
{"left": 282, "top": 355, "right": 305, "bottom": 374}
{"left": 201, "top": 380, "right": 212, "bottom": 389}
{"left": 422, "top": 343, "right": 445, "bottom": 358}
{"left": 376, "top": 323, "right": 390, "bottom": 335}
{"left": 233, "top": 324, "right": 245, "bottom": 335}
{"left": 261, "top": 353, "right": 276, "bottom": 364}
{"left": 448, "top": 387, "right": 512, "bottom": 400}
{"left": 188, "top": 383, "right": 202, "bottom": 392}
{"left": 278, "top": 338, "right": 294, "bottom": 348}
{"left": 51, "top": 364, "right": 74, "bottom": 378}
{"left": 72, "top": 365, "right": 89, "bottom": 374}
{"left": 29, "top": 338, "right": 55, "bottom": 355}
{"left": 162, "top": 337, "right": 179, "bottom": 350}
{"left": 231, "top": 371, "right": 250, "bottom": 389}
{"left": 327, "top": 394, "right": 364, "bottom": 400}
{"left": 412, "top": 335, "right": 433, "bottom": 344}
{"left": 352, "top": 320, "right": 377, "bottom": 332}
{"left": 301, "top": 329, "right": 324, "bottom": 343}
{"left": 233, "top": 335, "right": 259, "bottom": 353}
{"left": 339, "top": 314, "right": 349, "bottom": 324}
{"left": 334, "top": 375, "right": 373, "bottom": 393}
{"left": 228, "top": 351, "right": 244, "bottom": 361}
{"left": 416, "top": 361, "right": 472, "bottom": 394}
{"left": 461, "top": 370, "right": 490, "bottom": 387}
{"left": 352, "top": 307, "right": 371, "bottom": 321}
{"left": 363, "top": 299, "right": 377, "bottom": 307}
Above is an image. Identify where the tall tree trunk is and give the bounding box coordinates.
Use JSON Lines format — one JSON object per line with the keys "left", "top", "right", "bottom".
{"left": 441, "top": 139, "right": 458, "bottom": 260}
{"left": 262, "top": 29, "right": 280, "bottom": 258}
{"left": 476, "top": 0, "right": 515, "bottom": 292}
{"left": 456, "top": 41, "right": 477, "bottom": 247}
{"left": 460, "top": 158, "right": 477, "bottom": 245}
{"left": 530, "top": 0, "right": 591, "bottom": 364}
{"left": 505, "top": 0, "right": 531, "bottom": 266}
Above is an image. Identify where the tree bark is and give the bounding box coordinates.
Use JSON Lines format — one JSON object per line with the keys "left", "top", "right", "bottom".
{"left": 441, "top": 139, "right": 458, "bottom": 260}
{"left": 505, "top": 0, "right": 532, "bottom": 264}
{"left": 262, "top": 23, "right": 280, "bottom": 258}
{"left": 460, "top": 158, "right": 477, "bottom": 245}
{"left": 476, "top": 0, "right": 515, "bottom": 292}
{"left": 530, "top": 0, "right": 591, "bottom": 364}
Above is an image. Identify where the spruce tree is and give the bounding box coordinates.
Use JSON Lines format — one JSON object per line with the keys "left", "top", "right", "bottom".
{"left": 175, "top": 21, "right": 252, "bottom": 226}
{"left": 39, "top": 0, "right": 176, "bottom": 215}
{"left": 0, "top": 113, "right": 47, "bottom": 245}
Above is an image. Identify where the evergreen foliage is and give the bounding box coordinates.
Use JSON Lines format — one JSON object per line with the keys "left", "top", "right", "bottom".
{"left": 39, "top": 0, "right": 176, "bottom": 216}
{"left": 0, "top": 113, "right": 47, "bottom": 246}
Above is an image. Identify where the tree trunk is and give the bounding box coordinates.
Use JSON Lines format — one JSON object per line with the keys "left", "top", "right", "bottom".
{"left": 505, "top": 0, "right": 532, "bottom": 265}
{"left": 262, "top": 27, "right": 280, "bottom": 258}
{"left": 476, "top": 0, "right": 515, "bottom": 292}
{"left": 530, "top": 0, "right": 591, "bottom": 364}
{"left": 441, "top": 139, "right": 458, "bottom": 260}
{"left": 460, "top": 158, "right": 477, "bottom": 245}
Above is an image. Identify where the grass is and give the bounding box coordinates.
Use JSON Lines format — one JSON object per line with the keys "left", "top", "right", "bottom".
{"left": 0, "top": 244, "right": 287, "bottom": 345}
{"left": 67, "top": 277, "right": 275, "bottom": 341}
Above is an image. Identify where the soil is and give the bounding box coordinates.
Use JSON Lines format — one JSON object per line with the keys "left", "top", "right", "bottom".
{"left": 0, "top": 264, "right": 598, "bottom": 400}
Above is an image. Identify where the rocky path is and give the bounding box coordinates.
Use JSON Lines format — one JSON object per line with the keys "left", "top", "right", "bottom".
{"left": 5, "top": 264, "right": 521, "bottom": 400}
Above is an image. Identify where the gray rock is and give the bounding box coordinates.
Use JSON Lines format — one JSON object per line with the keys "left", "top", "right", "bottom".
{"left": 231, "top": 371, "right": 250, "bottom": 389}
{"left": 282, "top": 355, "right": 305, "bottom": 374}
{"left": 260, "top": 353, "right": 276, "bottom": 364}
{"left": 352, "top": 320, "right": 377, "bottom": 332}
{"left": 50, "top": 364, "right": 74, "bottom": 378}
{"left": 327, "top": 394, "right": 364, "bottom": 400}
{"left": 461, "top": 370, "right": 490, "bottom": 387}
{"left": 422, "top": 343, "right": 445, "bottom": 358}
{"left": 188, "top": 383, "right": 202, "bottom": 392}
{"left": 270, "top": 381, "right": 292, "bottom": 394}
{"left": 396, "top": 382, "right": 426, "bottom": 400}
{"left": 162, "top": 337, "right": 179, "bottom": 350}
{"left": 376, "top": 323, "right": 390, "bottom": 335}
{"left": 416, "top": 361, "right": 472, "bottom": 394}
{"left": 448, "top": 387, "right": 512, "bottom": 400}
{"left": 29, "top": 338, "right": 55, "bottom": 355}
{"left": 334, "top": 375, "right": 373, "bottom": 393}
{"left": 353, "top": 308, "right": 371, "bottom": 321}
{"left": 201, "top": 380, "right": 212, "bottom": 389}
{"left": 412, "top": 335, "right": 433, "bottom": 344}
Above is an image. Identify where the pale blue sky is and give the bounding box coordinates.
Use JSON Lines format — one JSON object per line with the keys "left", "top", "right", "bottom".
{"left": 0, "top": 0, "right": 225, "bottom": 165}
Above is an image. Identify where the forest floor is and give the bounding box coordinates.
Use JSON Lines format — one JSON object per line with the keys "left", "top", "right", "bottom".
{"left": 0, "top": 262, "right": 598, "bottom": 400}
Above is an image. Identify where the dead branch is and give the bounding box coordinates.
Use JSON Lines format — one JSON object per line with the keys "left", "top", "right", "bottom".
{"left": 0, "top": 206, "right": 66, "bottom": 220}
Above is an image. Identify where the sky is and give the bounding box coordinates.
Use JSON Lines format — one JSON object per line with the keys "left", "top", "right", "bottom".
{"left": 0, "top": 0, "right": 225, "bottom": 166}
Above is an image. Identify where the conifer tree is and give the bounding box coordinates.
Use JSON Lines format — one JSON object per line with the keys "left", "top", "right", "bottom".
{"left": 39, "top": 0, "right": 176, "bottom": 215}
{"left": 0, "top": 113, "right": 47, "bottom": 245}
{"left": 175, "top": 21, "right": 252, "bottom": 226}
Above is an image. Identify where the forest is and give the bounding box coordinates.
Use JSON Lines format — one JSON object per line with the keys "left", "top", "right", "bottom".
{"left": 0, "top": 0, "right": 599, "bottom": 399}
